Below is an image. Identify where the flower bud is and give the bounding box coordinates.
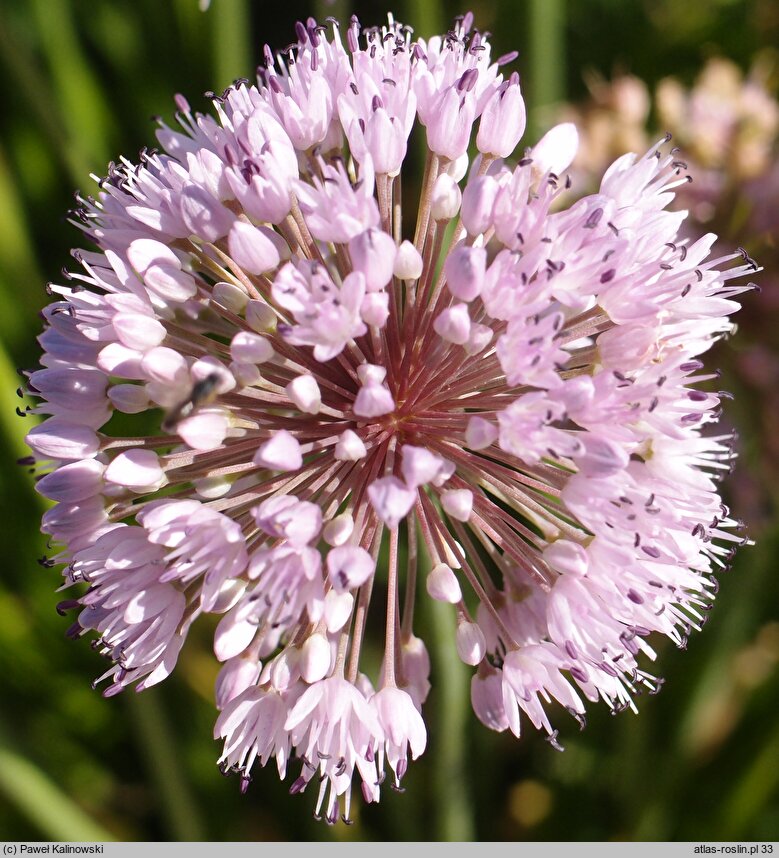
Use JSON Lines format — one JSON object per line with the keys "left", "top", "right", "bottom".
{"left": 476, "top": 73, "right": 526, "bottom": 158}
{"left": 286, "top": 374, "right": 321, "bottom": 414}
{"left": 227, "top": 220, "right": 281, "bottom": 274}
{"left": 444, "top": 245, "right": 486, "bottom": 301}
{"left": 401, "top": 445, "right": 445, "bottom": 488}
{"left": 349, "top": 228, "right": 396, "bottom": 291}
{"left": 108, "top": 383, "right": 150, "bottom": 414}
{"left": 471, "top": 667, "right": 509, "bottom": 732}
{"left": 456, "top": 620, "right": 487, "bottom": 665}
{"left": 245, "top": 300, "right": 277, "bottom": 333}
{"left": 300, "top": 634, "right": 332, "bottom": 683}
{"left": 531, "top": 122, "right": 579, "bottom": 175}
{"left": 461, "top": 174, "right": 500, "bottom": 235}
{"left": 434, "top": 303, "right": 471, "bottom": 344}
{"left": 426, "top": 563, "right": 462, "bottom": 603}
{"left": 104, "top": 449, "right": 167, "bottom": 492}
{"left": 254, "top": 430, "right": 303, "bottom": 471}
{"left": 393, "top": 240, "right": 424, "bottom": 280}
{"left": 354, "top": 381, "right": 395, "bottom": 418}
{"left": 441, "top": 489, "right": 473, "bottom": 522}
{"left": 431, "top": 173, "right": 462, "bottom": 221}
{"left": 212, "top": 281, "right": 249, "bottom": 313}
{"left": 323, "top": 513, "right": 355, "bottom": 546}
{"left": 334, "top": 429, "right": 367, "bottom": 461}
{"left": 230, "top": 331, "right": 274, "bottom": 365}
{"left": 361, "top": 292, "right": 390, "bottom": 327}
{"left": 215, "top": 656, "right": 261, "bottom": 710}
{"left": 367, "top": 477, "right": 416, "bottom": 529}
{"left": 324, "top": 590, "right": 354, "bottom": 632}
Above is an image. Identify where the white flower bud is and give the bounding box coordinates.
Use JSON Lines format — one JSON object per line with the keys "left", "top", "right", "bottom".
{"left": 286, "top": 374, "right": 321, "bottom": 414}
{"left": 245, "top": 300, "right": 277, "bottom": 333}
{"left": 456, "top": 620, "right": 487, "bottom": 665}
{"left": 393, "top": 240, "right": 424, "bottom": 280}
{"left": 466, "top": 416, "right": 498, "bottom": 450}
{"left": 323, "top": 513, "right": 355, "bottom": 546}
{"left": 334, "top": 430, "right": 367, "bottom": 461}
{"left": 434, "top": 303, "right": 471, "bottom": 344}
{"left": 300, "top": 634, "right": 332, "bottom": 683}
{"left": 426, "top": 563, "right": 462, "bottom": 603}
{"left": 441, "top": 489, "right": 473, "bottom": 522}
{"left": 212, "top": 281, "right": 249, "bottom": 313}
{"left": 431, "top": 173, "right": 462, "bottom": 221}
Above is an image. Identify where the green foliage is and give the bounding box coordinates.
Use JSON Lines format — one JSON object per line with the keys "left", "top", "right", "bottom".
{"left": 1, "top": 0, "right": 777, "bottom": 842}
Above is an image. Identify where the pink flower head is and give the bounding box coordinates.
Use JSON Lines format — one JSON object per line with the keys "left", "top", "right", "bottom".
{"left": 27, "top": 12, "right": 751, "bottom": 822}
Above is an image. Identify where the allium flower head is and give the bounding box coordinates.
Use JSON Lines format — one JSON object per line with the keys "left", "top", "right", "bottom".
{"left": 25, "top": 12, "right": 754, "bottom": 823}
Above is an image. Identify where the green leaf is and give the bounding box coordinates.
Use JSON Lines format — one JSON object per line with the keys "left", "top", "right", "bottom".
{"left": 0, "top": 733, "right": 115, "bottom": 842}
{"left": 210, "top": 0, "right": 252, "bottom": 91}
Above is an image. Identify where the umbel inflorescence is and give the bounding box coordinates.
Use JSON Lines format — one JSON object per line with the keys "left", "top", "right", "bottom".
{"left": 25, "top": 13, "right": 753, "bottom": 824}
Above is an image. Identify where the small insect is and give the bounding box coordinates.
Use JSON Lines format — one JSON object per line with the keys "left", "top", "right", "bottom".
{"left": 162, "top": 372, "right": 222, "bottom": 432}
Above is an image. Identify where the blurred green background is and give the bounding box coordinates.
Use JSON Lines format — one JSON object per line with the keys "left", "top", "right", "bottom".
{"left": 1, "top": 0, "right": 778, "bottom": 842}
